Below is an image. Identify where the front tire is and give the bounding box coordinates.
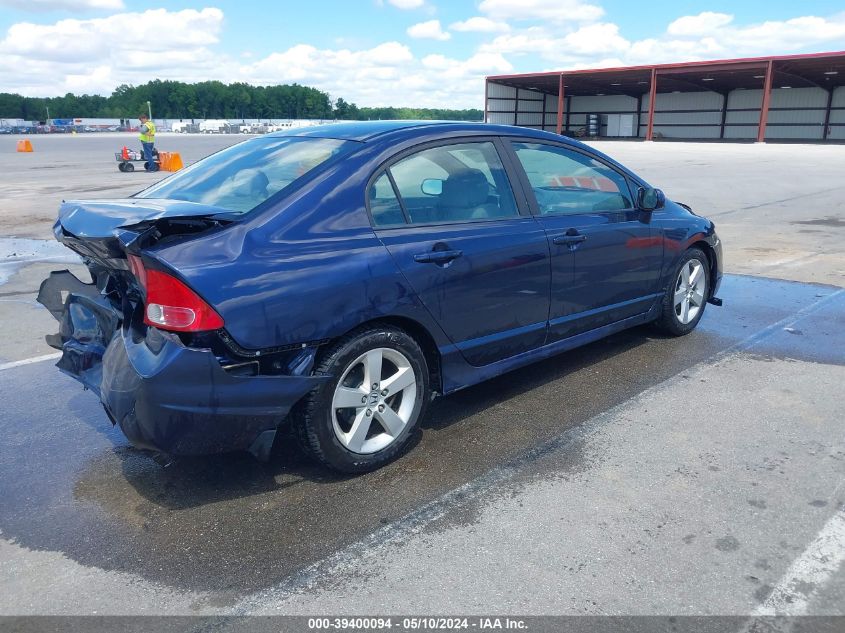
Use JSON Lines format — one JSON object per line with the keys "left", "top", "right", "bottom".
{"left": 654, "top": 248, "right": 710, "bottom": 336}
{"left": 295, "top": 325, "right": 429, "bottom": 473}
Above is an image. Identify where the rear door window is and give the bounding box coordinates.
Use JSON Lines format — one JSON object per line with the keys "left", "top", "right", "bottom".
{"left": 370, "top": 141, "right": 518, "bottom": 225}
{"left": 370, "top": 173, "right": 406, "bottom": 226}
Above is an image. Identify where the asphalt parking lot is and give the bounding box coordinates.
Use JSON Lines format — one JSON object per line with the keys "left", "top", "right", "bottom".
{"left": 0, "top": 133, "right": 842, "bottom": 619}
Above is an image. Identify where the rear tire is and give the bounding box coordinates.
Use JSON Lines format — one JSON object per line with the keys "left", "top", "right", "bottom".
{"left": 654, "top": 248, "right": 710, "bottom": 336}
{"left": 295, "top": 325, "right": 429, "bottom": 474}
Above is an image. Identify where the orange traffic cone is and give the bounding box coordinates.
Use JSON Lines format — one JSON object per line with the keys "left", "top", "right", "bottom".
{"left": 16, "top": 139, "right": 33, "bottom": 152}
{"left": 121, "top": 146, "right": 130, "bottom": 160}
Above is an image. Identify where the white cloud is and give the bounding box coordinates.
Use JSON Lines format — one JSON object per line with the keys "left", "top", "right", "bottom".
{"left": 478, "top": 0, "right": 603, "bottom": 23}
{"left": 0, "top": 8, "right": 223, "bottom": 95}
{"left": 4, "top": 5, "right": 845, "bottom": 113}
{"left": 481, "top": 11, "right": 845, "bottom": 67}
{"left": 480, "top": 23, "right": 628, "bottom": 61}
{"left": 386, "top": 0, "right": 424, "bottom": 9}
{"left": 651, "top": 12, "right": 845, "bottom": 63}
{"left": 0, "top": 0, "right": 124, "bottom": 10}
{"left": 241, "top": 43, "right": 502, "bottom": 108}
{"left": 0, "top": 8, "right": 222, "bottom": 62}
{"left": 667, "top": 12, "right": 734, "bottom": 36}
{"left": 0, "top": 5, "right": 491, "bottom": 108}
{"left": 715, "top": 15, "right": 845, "bottom": 53}
{"left": 560, "top": 22, "right": 629, "bottom": 56}
{"left": 421, "top": 52, "right": 512, "bottom": 76}
{"left": 407, "top": 19, "right": 450, "bottom": 40}
{"left": 449, "top": 16, "right": 510, "bottom": 33}
{"left": 624, "top": 37, "right": 725, "bottom": 66}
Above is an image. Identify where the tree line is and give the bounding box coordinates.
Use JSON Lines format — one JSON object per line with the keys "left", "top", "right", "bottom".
{"left": 0, "top": 79, "right": 482, "bottom": 122}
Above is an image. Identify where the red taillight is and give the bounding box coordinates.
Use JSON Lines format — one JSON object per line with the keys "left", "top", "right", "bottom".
{"left": 130, "top": 256, "right": 223, "bottom": 332}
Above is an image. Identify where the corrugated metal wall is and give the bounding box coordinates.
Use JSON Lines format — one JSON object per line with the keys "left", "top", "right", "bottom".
{"left": 642, "top": 92, "right": 723, "bottom": 139}
{"left": 486, "top": 84, "right": 553, "bottom": 130}
{"left": 722, "top": 89, "right": 759, "bottom": 139}
{"left": 486, "top": 80, "right": 845, "bottom": 141}
{"left": 830, "top": 87, "right": 845, "bottom": 140}
{"left": 569, "top": 95, "right": 639, "bottom": 136}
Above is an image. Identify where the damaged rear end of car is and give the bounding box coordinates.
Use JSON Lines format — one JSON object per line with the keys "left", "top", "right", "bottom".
{"left": 39, "top": 199, "right": 330, "bottom": 461}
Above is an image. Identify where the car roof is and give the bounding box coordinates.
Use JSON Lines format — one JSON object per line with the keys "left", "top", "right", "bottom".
{"left": 266, "top": 120, "right": 570, "bottom": 144}
{"left": 265, "top": 120, "right": 638, "bottom": 183}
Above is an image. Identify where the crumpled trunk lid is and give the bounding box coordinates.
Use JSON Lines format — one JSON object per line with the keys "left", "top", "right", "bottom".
{"left": 40, "top": 199, "right": 232, "bottom": 388}
{"left": 54, "top": 199, "right": 231, "bottom": 265}
{"left": 56, "top": 198, "right": 230, "bottom": 239}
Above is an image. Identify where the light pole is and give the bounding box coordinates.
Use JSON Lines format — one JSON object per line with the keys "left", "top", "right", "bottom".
{"left": 46, "top": 105, "right": 50, "bottom": 122}
{"left": 146, "top": 100, "right": 152, "bottom": 121}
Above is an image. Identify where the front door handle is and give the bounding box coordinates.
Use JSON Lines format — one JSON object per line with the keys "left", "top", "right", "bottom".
{"left": 552, "top": 233, "right": 587, "bottom": 246}
{"left": 413, "top": 249, "right": 463, "bottom": 264}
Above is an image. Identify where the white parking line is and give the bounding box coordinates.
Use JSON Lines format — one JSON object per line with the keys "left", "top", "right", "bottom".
{"left": 0, "top": 352, "right": 61, "bottom": 371}
{"left": 752, "top": 506, "right": 845, "bottom": 616}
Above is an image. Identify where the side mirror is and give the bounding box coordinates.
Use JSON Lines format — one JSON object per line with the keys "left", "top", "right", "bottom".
{"left": 421, "top": 178, "right": 443, "bottom": 196}
{"left": 638, "top": 187, "right": 665, "bottom": 211}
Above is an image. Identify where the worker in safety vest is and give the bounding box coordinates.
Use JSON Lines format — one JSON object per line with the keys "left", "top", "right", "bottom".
{"left": 138, "top": 114, "right": 158, "bottom": 172}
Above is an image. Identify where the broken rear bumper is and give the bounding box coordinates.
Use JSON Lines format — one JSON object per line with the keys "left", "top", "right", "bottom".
{"left": 39, "top": 270, "right": 328, "bottom": 458}
{"left": 99, "top": 329, "right": 327, "bottom": 457}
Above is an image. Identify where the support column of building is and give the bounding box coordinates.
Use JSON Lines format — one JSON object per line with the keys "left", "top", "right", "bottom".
{"left": 541, "top": 89, "right": 548, "bottom": 132}
{"left": 635, "top": 94, "right": 642, "bottom": 137}
{"left": 555, "top": 74, "right": 565, "bottom": 135}
{"left": 645, "top": 68, "right": 658, "bottom": 141}
{"left": 822, "top": 87, "right": 834, "bottom": 140}
{"left": 565, "top": 96, "right": 572, "bottom": 132}
{"left": 719, "top": 92, "right": 729, "bottom": 139}
{"left": 757, "top": 60, "right": 774, "bottom": 143}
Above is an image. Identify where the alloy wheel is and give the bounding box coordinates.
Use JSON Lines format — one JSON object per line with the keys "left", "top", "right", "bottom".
{"left": 674, "top": 258, "right": 706, "bottom": 325}
{"left": 331, "top": 347, "right": 417, "bottom": 454}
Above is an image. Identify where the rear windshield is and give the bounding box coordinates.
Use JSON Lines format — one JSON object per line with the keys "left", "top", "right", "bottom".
{"left": 135, "top": 136, "right": 356, "bottom": 214}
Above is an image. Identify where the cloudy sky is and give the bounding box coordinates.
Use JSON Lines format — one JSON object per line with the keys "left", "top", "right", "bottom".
{"left": 1, "top": 0, "right": 844, "bottom": 107}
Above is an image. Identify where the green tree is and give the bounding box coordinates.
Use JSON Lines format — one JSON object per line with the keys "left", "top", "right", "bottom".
{"left": 0, "top": 80, "right": 483, "bottom": 123}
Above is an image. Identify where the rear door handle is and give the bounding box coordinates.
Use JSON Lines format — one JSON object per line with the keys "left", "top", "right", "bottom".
{"left": 413, "top": 249, "right": 463, "bottom": 264}
{"left": 552, "top": 234, "right": 587, "bottom": 245}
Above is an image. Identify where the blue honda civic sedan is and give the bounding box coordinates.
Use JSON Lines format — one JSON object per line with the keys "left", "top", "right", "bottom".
{"left": 39, "top": 121, "right": 722, "bottom": 473}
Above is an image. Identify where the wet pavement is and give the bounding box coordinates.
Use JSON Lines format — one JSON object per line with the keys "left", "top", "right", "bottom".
{"left": 1, "top": 137, "right": 843, "bottom": 617}
{"left": 1, "top": 274, "right": 842, "bottom": 611}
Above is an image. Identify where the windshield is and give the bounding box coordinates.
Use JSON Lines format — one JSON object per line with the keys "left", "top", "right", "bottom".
{"left": 135, "top": 136, "right": 357, "bottom": 214}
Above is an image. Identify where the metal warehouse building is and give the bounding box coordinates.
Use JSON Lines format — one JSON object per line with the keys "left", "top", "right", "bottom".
{"left": 485, "top": 51, "right": 845, "bottom": 142}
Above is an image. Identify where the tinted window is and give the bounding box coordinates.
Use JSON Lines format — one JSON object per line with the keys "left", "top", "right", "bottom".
{"left": 380, "top": 141, "right": 518, "bottom": 225}
{"left": 370, "top": 173, "right": 405, "bottom": 226}
{"left": 512, "top": 142, "right": 633, "bottom": 215}
{"left": 137, "top": 137, "right": 356, "bottom": 214}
